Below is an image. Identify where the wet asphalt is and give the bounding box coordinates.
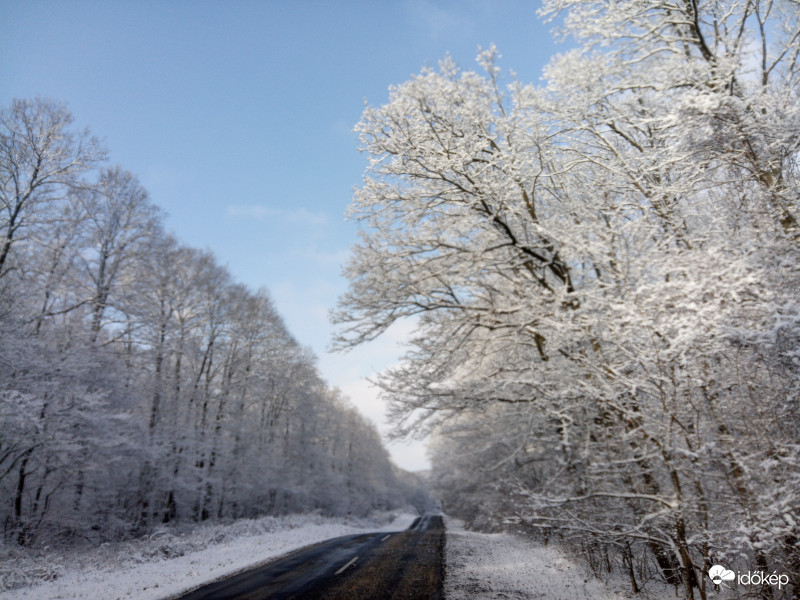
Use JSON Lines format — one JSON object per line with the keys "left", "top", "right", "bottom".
{"left": 174, "top": 515, "right": 445, "bottom": 600}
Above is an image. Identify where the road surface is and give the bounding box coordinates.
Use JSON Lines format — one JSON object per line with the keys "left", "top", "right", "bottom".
{"left": 174, "top": 514, "right": 445, "bottom": 599}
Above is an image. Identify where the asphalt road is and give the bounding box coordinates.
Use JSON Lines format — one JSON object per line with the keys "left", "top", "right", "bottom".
{"left": 174, "top": 515, "right": 445, "bottom": 600}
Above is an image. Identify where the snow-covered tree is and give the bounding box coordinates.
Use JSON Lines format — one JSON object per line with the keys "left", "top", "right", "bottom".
{"left": 0, "top": 98, "right": 104, "bottom": 281}
{"left": 0, "top": 98, "right": 424, "bottom": 548}
{"left": 335, "top": 2, "right": 800, "bottom": 598}
{"left": 76, "top": 166, "right": 160, "bottom": 340}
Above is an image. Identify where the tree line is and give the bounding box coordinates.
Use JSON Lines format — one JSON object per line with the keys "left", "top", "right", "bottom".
{"left": 334, "top": 1, "right": 799, "bottom": 599}
{"left": 0, "top": 98, "right": 426, "bottom": 547}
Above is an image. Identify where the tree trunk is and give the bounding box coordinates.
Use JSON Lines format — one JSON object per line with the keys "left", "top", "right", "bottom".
{"left": 14, "top": 451, "right": 31, "bottom": 545}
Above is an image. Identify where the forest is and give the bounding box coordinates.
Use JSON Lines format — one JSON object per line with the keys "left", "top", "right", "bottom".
{"left": 334, "top": 1, "right": 800, "bottom": 599}
{"left": 0, "top": 97, "right": 426, "bottom": 548}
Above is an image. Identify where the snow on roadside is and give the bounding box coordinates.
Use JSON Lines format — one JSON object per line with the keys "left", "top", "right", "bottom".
{"left": 444, "top": 517, "right": 674, "bottom": 600}
{"left": 0, "top": 511, "right": 417, "bottom": 600}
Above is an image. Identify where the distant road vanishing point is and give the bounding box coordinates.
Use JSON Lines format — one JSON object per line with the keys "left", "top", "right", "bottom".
{"left": 174, "top": 515, "right": 445, "bottom": 599}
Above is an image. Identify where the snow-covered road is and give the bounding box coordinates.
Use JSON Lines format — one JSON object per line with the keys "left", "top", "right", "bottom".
{"left": 0, "top": 513, "right": 416, "bottom": 600}
{"left": 175, "top": 515, "right": 444, "bottom": 599}
{"left": 3, "top": 513, "right": 678, "bottom": 599}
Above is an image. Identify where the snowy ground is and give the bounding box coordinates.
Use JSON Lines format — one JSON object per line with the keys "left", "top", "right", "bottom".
{"left": 0, "top": 511, "right": 416, "bottom": 600}
{"left": 3, "top": 512, "right": 684, "bottom": 600}
{"left": 444, "top": 517, "right": 676, "bottom": 600}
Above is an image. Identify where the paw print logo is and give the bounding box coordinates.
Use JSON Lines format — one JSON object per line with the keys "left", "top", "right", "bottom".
{"left": 708, "top": 565, "right": 735, "bottom": 589}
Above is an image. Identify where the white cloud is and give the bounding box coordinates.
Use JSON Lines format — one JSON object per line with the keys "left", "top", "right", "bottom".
{"left": 338, "top": 377, "right": 387, "bottom": 429}
{"left": 388, "top": 438, "right": 431, "bottom": 472}
{"left": 225, "top": 205, "right": 327, "bottom": 225}
{"left": 225, "top": 205, "right": 274, "bottom": 219}
{"left": 286, "top": 207, "right": 328, "bottom": 225}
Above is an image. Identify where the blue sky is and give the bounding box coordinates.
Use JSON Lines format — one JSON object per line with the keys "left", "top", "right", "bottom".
{"left": 2, "top": 0, "right": 562, "bottom": 471}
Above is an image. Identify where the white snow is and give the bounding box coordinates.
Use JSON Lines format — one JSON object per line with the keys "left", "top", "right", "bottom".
{"left": 0, "top": 511, "right": 417, "bottom": 600}
{"left": 3, "top": 513, "right": 684, "bottom": 599}
{"left": 444, "top": 517, "right": 675, "bottom": 600}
